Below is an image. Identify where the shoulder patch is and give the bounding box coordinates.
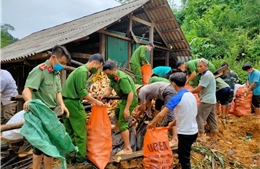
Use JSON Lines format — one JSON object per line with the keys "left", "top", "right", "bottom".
{"left": 39, "top": 64, "right": 47, "bottom": 70}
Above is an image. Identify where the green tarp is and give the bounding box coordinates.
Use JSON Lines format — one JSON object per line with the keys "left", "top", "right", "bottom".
{"left": 20, "top": 99, "right": 77, "bottom": 169}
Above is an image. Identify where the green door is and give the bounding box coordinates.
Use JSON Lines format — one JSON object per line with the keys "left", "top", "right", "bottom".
{"left": 106, "top": 35, "right": 128, "bottom": 67}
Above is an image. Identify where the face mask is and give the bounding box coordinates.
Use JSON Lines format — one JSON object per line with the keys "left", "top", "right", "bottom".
{"left": 90, "top": 67, "right": 98, "bottom": 74}
{"left": 107, "top": 74, "right": 115, "bottom": 79}
{"left": 53, "top": 63, "right": 64, "bottom": 72}
{"left": 147, "top": 48, "right": 151, "bottom": 52}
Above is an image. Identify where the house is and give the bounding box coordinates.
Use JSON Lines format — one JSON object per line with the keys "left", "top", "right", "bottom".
{"left": 1, "top": 0, "right": 192, "bottom": 95}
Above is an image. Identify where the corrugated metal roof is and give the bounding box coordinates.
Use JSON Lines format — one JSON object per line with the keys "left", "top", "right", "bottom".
{"left": 1, "top": 0, "right": 191, "bottom": 62}
{"left": 1, "top": 0, "right": 149, "bottom": 62}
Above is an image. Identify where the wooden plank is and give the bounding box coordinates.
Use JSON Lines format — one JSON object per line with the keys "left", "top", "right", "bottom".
{"left": 132, "top": 16, "right": 151, "bottom": 27}
{"left": 109, "top": 147, "right": 178, "bottom": 163}
{"left": 162, "top": 29, "right": 180, "bottom": 34}
{"left": 99, "top": 33, "right": 106, "bottom": 60}
{"left": 98, "top": 30, "right": 131, "bottom": 41}
{"left": 71, "top": 52, "right": 92, "bottom": 59}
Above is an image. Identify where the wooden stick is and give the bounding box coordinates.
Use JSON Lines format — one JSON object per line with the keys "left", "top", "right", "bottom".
{"left": 1, "top": 122, "right": 24, "bottom": 132}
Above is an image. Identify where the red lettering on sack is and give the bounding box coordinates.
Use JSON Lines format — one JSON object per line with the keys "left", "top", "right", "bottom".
{"left": 147, "top": 141, "right": 169, "bottom": 152}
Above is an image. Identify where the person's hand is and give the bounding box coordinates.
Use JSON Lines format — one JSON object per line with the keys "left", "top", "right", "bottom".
{"left": 23, "top": 100, "right": 31, "bottom": 112}
{"left": 124, "top": 109, "right": 130, "bottom": 120}
{"left": 97, "top": 95, "right": 104, "bottom": 101}
{"left": 146, "top": 122, "right": 156, "bottom": 130}
{"left": 60, "top": 104, "right": 70, "bottom": 118}
{"left": 244, "top": 88, "right": 250, "bottom": 97}
{"left": 168, "top": 121, "right": 175, "bottom": 128}
{"left": 95, "top": 100, "right": 104, "bottom": 106}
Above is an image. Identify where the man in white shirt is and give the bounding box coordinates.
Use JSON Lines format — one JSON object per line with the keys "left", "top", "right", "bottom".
{"left": 0, "top": 69, "right": 19, "bottom": 124}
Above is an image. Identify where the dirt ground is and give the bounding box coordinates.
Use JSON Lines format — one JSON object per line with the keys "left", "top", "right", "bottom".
{"left": 190, "top": 114, "right": 260, "bottom": 169}
{"left": 104, "top": 114, "right": 260, "bottom": 169}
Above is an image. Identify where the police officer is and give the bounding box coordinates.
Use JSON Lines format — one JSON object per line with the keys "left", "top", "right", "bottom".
{"left": 130, "top": 42, "right": 154, "bottom": 84}
{"left": 22, "top": 45, "right": 71, "bottom": 169}
{"left": 62, "top": 53, "right": 104, "bottom": 165}
{"left": 98, "top": 60, "right": 138, "bottom": 155}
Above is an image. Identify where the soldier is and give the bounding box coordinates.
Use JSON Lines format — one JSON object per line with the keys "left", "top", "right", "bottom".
{"left": 98, "top": 60, "right": 138, "bottom": 155}
{"left": 185, "top": 58, "right": 215, "bottom": 87}
{"left": 62, "top": 53, "right": 104, "bottom": 165}
{"left": 130, "top": 42, "right": 154, "bottom": 84}
{"left": 22, "top": 45, "right": 71, "bottom": 169}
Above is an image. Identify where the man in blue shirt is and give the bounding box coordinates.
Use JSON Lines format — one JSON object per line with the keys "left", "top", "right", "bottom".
{"left": 147, "top": 72, "right": 198, "bottom": 169}
{"left": 242, "top": 63, "right": 260, "bottom": 116}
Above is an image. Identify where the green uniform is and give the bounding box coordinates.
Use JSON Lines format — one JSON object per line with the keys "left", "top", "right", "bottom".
{"left": 149, "top": 76, "right": 170, "bottom": 84}
{"left": 130, "top": 45, "right": 149, "bottom": 84}
{"left": 25, "top": 60, "right": 61, "bottom": 108}
{"left": 109, "top": 70, "right": 138, "bottom": 131}
{"left": 186, "top": 59, "right": 216, "bottom": 87}
{"left": 24, "top": 60, "right": 61, "bottom": 156}
{"left": 62, "top": 65, "right": 89, "bottom": 163}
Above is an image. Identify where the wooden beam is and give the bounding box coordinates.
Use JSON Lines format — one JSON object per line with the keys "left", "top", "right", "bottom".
{"left": 98, "top": 30, "right": 131, "bottom": 41}
{"left": 146, "top": 3, "right": 167, "bottom": 11}
{"left": 149, "top": 21, "right": 154, "bottom": 67}
{"left": 27, "top": 51, "right": 51, "bottom": 60}
{"left": 60, "top": 69, "right": 67, "bottom": 87}
{"left": 155, "top": 18, "right": 174, "bottom": 24}
{"left": 126, "top": 14, "right": 133, "bottom": 37}
{"left": 162, "top": 28, "right": 180, "bottom": 34}
{"left": 71, "top": 59, "right": 84, "bottom": 66}
{"left": 74, "top": 36, "right": 89, "bottom": 42}
{"left": 99, "top": 33, "right": 106, "bottom": 60}
{"left": 71, "top": 52, "right": 92, "bottom": 59}
{"left": 165, "top": 51, "right": 170, "bottom": 66}
{"left": 169, "top": 39, "right": 185, "bottom": 44}
{"left": 1, "top": 122, "right": 24, "bottom": 132}
{"left": 132, "top": 16, "right": 151, "bottom": 27}
{"left": 64, "top": 65, "right": 76, "bottom": 71}
{"left": 1, "top": 58, "right": 24, "bottom": 64}
{"left": 128, "top": 42, "right": 132, "bottom": 69}
{"left": 143, "top": 7, "right": 169, "bottom": 49}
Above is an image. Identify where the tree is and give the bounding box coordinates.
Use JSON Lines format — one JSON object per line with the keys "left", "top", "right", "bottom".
{"left": 1, "top": 24, "right": 18, "bottom": 48}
